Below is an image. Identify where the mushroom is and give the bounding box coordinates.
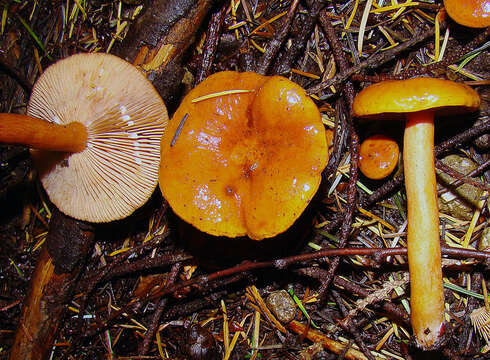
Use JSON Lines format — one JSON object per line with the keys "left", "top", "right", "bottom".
{"left": 159, "top": 71, "right": 328, "bottom": 240}
{"left": 0, "top": 53, "right": 168, "bottom": 222}
{"left": 353, "top": 77, "right": 480, "bottom": 348}
{"left": 359, "top": 134, "right": 399, "bottom": 180}
{"left": 443, "top": 0, "right": 490, "bottom": 28}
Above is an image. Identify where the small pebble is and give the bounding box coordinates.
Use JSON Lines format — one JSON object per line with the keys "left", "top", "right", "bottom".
{"left": 266, "top": 290, "right": 297, "bottom": 323}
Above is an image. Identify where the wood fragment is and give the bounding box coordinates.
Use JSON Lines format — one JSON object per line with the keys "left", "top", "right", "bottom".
{"left": 195, "top": 3, "right": 228, "bottom": 84}
{"left": 9, "top": 210, "right": 94, "bottom": 360}
{"left": 287, "top": 320, "right": 385, "bottom": 360}
{"left": 115, "top": 0, "right": 215, "bottom": 105}
{"left": 255, "top": 0, "right": 300, "bottom": 75}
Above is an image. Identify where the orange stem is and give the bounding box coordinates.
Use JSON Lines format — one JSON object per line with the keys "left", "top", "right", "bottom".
{"left": 404, "top": 110, "right": 444, "bottom": 349}
{"left": 0, "top": 113, "right": 87, "bottom": 152}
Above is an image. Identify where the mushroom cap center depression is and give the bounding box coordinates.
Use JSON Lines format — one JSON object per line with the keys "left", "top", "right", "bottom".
{"left": 159, "top": 72, "right": 328, "bottom": 240}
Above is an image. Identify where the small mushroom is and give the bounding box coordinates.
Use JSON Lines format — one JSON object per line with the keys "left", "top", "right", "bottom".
{"left": 159, "top": 71, "right": 328, "bottom": 240}
{"left": 444, "top": 0, "right": 490, "bottom": 28}
{"left": 353, "top": 77, "right": 480, "bottom": 349}
{"left": 0, "top": 53, "right": 168, "bottom": 222}
{"left": 359, "top": 134, "right": 399, "bottom": 180}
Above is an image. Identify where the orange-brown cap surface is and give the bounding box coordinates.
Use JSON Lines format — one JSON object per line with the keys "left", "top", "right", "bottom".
{"left": 444, "top": 0, "right": 490, "bottom": 28}
{"left": 359, "top": 135, "right": 399, "bottom": 180}
{"left": 28, "top": 53, "right": 168, "bottom": 222}
{"left": 353, "top": 77, "right": 480, "bottom": 118}
{"left": 159, "top": 71, "right": 328, "bottom": 240}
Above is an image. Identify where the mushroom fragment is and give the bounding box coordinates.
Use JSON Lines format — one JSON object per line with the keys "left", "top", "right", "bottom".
{"left": 0, "top": 53, "right": 168, "bottom": 222}
{"left": 443, "top": 0, "right": 490, "bottom": 28}
{"left": 359, "top": 134, "right": 399, "bottom": 180}
{"left": 353, "top": 77, "right": 480, "bottom": 349}
{"left": 159, "top": 71, "right": 328, "bottom": 240}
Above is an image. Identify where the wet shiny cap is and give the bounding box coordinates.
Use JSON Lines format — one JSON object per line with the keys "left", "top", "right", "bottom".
{"left": 159, "top": 71, "right": 328, "bottom": 240}
{"left": 353, "top": 77, "right": 480, "bottom": 119}
{"left": 444, "top": 0, "right": 490, "bottom": 28}
{"left": 359, "top": 135, "right": 399, "bottom": 180}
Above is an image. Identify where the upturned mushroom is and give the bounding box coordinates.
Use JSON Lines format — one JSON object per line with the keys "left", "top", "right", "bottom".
{"left": 359, "top": 134, "right": 399, "bottom": 180}
{"left": 159, "top": 71, "right": 328, "bottom": 240}
{"left": 0, "top": 53, "right": 168, "bottom": 222}
{"left": 353, "top": 77, "right": 480, "bottom": 348}
{"left": 6, "top": 53, "right": 167, "bottom": 360}
{"left": 443, "top": 0, "right": 490, "bottom": 28}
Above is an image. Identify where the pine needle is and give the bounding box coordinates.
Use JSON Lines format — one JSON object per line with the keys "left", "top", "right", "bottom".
{"left": 16, "top": 14, "right": 52, "bottom": 60}
{"left": 221, "top": 300, "right": 230, "bottom": 352}
{"left": 191, "top": 89, "right": 255, "bottom": 103}
{"left": 345, "top": 0, "right": 359, "bottom": 30}
{"left": 288, "top": 288, "right": 318, "bottom": 328}
{"left": 249, "top": 11, "right": 287, "bottom": 36}
{"left": 357, "top": 0, "right": 373, "bottom": 57}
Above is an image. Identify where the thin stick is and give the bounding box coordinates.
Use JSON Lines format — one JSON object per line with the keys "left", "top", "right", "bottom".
{"left": 255, "top": 0, "right": 301, "bottom": 75}
{"left": 170, "top": 113, "right": 189, "bottom": 147}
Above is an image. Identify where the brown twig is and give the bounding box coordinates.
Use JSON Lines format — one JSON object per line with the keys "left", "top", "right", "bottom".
{"left": 287, "top": 320, "right": 383, "bottom": 360}
{"left": 322, "top": 100, "right": 348, "bottom": 181}
{"left": 255, "top": 0, "right": 301, "bottom": 75}
{"left": 195, "top": 3, "right": 228, "bottom": 84}
{"left": 331, "top": 289, "right": 376, "bottom": 360}
{"left": 307, "top": 23, "right": 438, "bottom": 95}
{"left": 82, "top": 245, "right": 488, "bottom": 340}
{"left": 142, "top": 246, "right": 490, "bottom": 302}
{"left": 438, "top": 158, "right": 490, "bottom": 195}
{"left": 435, "top": 120, "right": 490, "bottom": 156}
{"left": 316, "top": 9, "right": 360, "bottom": 297}
{"left": 272, "top": 0, "right": 327, "bottom": 75}
{"left": 309, "top": 24, "right": 489, "bottom": 97}
{"left": 435, "top": 159, "right": 490, "bottom": 192}
{"left": 77, "top": 228, "right": 173, "bottom": 296}
{"left": 318, "top": 98, "right": 359, "bottom": 294}
{"left": 85, "top": 252, "right": 190, "bottom": 292}
{"left": 403, "top": 27, "right": 490, "bottom": 79}
{"left": 139, "top": 262, "right": 183, "bottom": 355}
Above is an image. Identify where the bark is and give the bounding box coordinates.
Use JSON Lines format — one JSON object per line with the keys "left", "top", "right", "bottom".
{"left": 9, "top": 210, "right": 94, "bottom": 360}
{"left": 115, "top": 0, "right": 216, "bottom": 108}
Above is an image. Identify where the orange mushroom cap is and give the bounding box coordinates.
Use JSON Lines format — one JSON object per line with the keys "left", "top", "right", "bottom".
{"left": 159, "top": 71, "right": 328, "bottom": 240}
{"left": 359, "top": 135, "right": 399, "bottom": 180}
{"left": 444, "top": 0, "right": 490, "bottom": 28}
{"left": 353, "top": 77, "right": 480, "bottom": 118}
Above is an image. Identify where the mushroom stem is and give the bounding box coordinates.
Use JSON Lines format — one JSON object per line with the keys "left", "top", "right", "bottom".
{"left": 0, "top": 113, "right": 87, "bottom": 152}
{"left": 404, "top": 110, "right": 445, "bottom": 348}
